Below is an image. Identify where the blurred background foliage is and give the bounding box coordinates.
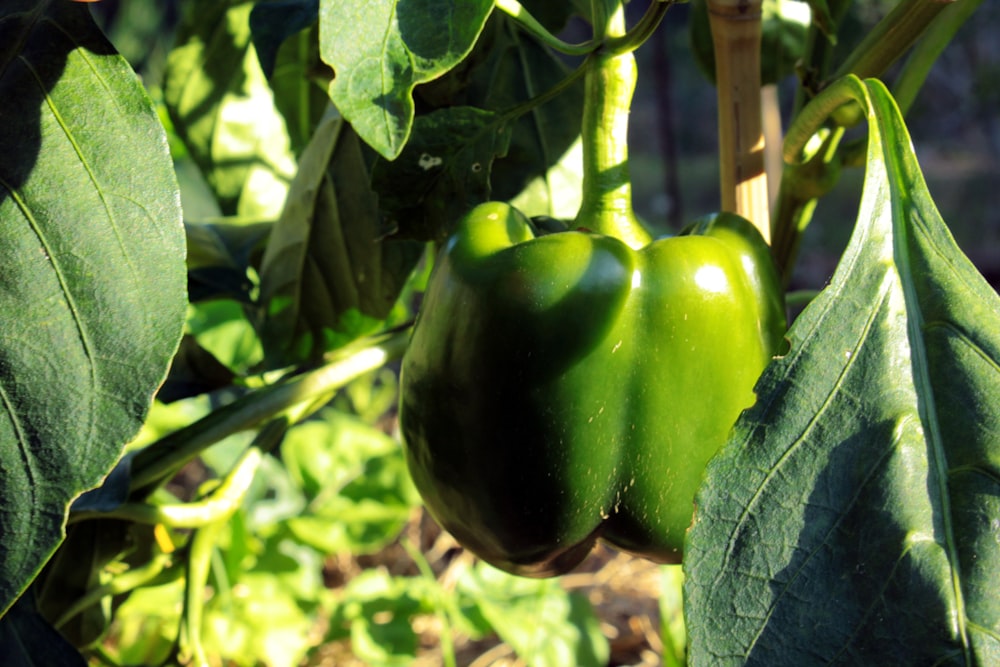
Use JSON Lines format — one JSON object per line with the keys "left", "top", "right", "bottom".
{"left": 80, "top": 1, "right": 1000, "bottom": 665}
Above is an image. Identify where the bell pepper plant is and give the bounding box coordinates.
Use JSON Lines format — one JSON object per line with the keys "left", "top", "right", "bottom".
{"left": 1, "top": 0, "right": 997, "bottom": 664}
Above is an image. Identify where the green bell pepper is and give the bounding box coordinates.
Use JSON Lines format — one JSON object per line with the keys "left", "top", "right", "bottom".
{"left": 399, "top": 201, "right": 786, "bottom": 577}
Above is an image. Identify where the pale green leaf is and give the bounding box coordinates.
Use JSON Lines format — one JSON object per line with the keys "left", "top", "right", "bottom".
{"left": 164, "top": 0, "right": 296, "bottom": 218}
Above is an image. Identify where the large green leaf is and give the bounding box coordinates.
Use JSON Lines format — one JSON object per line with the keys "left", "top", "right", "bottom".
{"left": 318, "top": 0, "right": 494, "bottom": 159}
{"left": 164, "top": 0, "right": 296, "bottom": 218}
{"left": 371, "top": 105, "right": 513, "bottom": 242}
{"left": 684, "top": 76, "right": 1000, "bottom": 664}
{"left": 0, "top": 1, "right": 186, "bottom": 615}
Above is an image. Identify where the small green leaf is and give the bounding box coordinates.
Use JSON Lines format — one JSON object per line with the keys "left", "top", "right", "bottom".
{"left": 0, "top": 0, "right": 185, "bottom": 615}
{"left": 457, "top": 564, "right": 610, "bottom": 667}
{"left": 203, "top": 572, "right": 314, "bottom": 667}
{"left": 327, "top": 569, "right": 436, "bottom": 665}
{"left": 684, "top": 76, "right": 1000, "bottom": 665}
{"left": 282, "top": 411, "right": 418, "bottom": 554}
{"left": 319, "top": 0, "right": 494, "bottom": 158}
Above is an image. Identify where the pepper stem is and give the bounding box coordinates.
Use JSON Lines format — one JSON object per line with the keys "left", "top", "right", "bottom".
{"left": 573, "top": 4, "right": 652, "bottom": 249}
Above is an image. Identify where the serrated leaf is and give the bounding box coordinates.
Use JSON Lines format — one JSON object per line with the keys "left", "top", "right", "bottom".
{"left": 371, "top": 106, "right": 513, "bottom": 242}
{"left": 0, "top": 0, "right": 185, "bottom": 615}
{"left": 318, "top": 0, "right": 494, "bottom": 159}
{"left": 257, "top": 111, "right": 421, "bottom": 367}
{"left": 684, "top": 76, "right": 1000, "bottom": 665}
{"left": 164, "top": 0, "right": 296, "bottom": 218}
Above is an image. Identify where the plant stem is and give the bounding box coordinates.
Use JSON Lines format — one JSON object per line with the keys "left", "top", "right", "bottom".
{"left": 71, "top": 444, "right": 266, "bottom": 527}
{"left": 832, "top": 0, "right": 957, "bottom": 82}
{"left": 128, "top": 328, "right": 410, "bottom": 497}
{"left": 707, "top": 0, "right": 770, "bottom": 242}
{"left": 494, "top": 0, "right": 596, "bottom": 56}
{"left": 574, "top": 3, "right": 651, "bottom": 248}
{"left": 54, "top": 554, "right": 179, "bottom": 631}
{"left": 604, "top": 0, "right": 676, "bottom": 56}
{"left": 892, "top": 0, "right": 984, "bottom": 115}
{"left": 181, "top": 520, "right": 224, "bottom": 667}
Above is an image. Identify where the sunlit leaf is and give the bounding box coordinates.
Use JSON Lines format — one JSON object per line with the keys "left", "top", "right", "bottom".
{"left": 318, "top": 0, "right": 494, "bottom": 159}
{"left": 164, "top": 0, "right": 295, "bottom": 218}
{"left": 457, "top": 563, "right": 610, "bottom": 667}
{"left": 282, "top": 411, "right": 418, "bottom": 554}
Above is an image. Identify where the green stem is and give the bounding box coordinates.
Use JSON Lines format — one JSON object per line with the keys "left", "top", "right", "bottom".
{"left": 71, "top": 444, "right": 266, "bottom": 527}
{"left": 495, "top": 0, "right": 596, "bottom": 56}
{"left": 832, "top": 0, "right": 956, "bottom": 81}
{"left": 604, "top": 0, "right": 675, "bottom": 55}
{"left": 771, "top": 126, "right": 843, "bottom": 281}
{"left": 783, "top": 78, "right": 862, "bottom": 163}
{"left": 181, "top": 521, "right": 223, "bottom": 667}
{"left": 128, "top": 328, "right": 410, "bottom": 497}
{"left": 54, "top": 554, "right": 180, "bottom": 631}
{"left": 573, "top": 4, "right": 651, "bottom": 248}
{"left": 791, "top": 0, "right": 853, "bottom": 116}
{"left": 892, "top": 0, "right": 984, "bottom": 115}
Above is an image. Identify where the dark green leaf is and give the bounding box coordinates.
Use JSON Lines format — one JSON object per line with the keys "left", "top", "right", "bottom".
{"left": 0, "top": 0, "right": 185, "bottom": 615}
{"left": 318, "top": 0, "right": 494, "bottom": 159}
{"left": 157, "top": 335, "right": 238, "bottom": 403}
{"left": 375, "top": 14, "right": 583, "bottom": 239}
{"left": 684, "top": 77, "right": 1000, "bottom": 665}
{"left": 249, "top": 0, "right": 319, "bottom": 77}
{"left": 0, "top": 591, "right": 85, "bottom": 667}
{"left": 473, "top": 18, "right": 584, "bottom": 205}
{"left": 372, "top": 106, "right": 513, "bottom": 242}
{"left": 186, "top": 220, "right": 270, "bottom": 302}
{"left": 257, "top": 112, "right": 421, "bottom": 367}
{"left": 164, "top": 0, "right": 296, "bottom": 217}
